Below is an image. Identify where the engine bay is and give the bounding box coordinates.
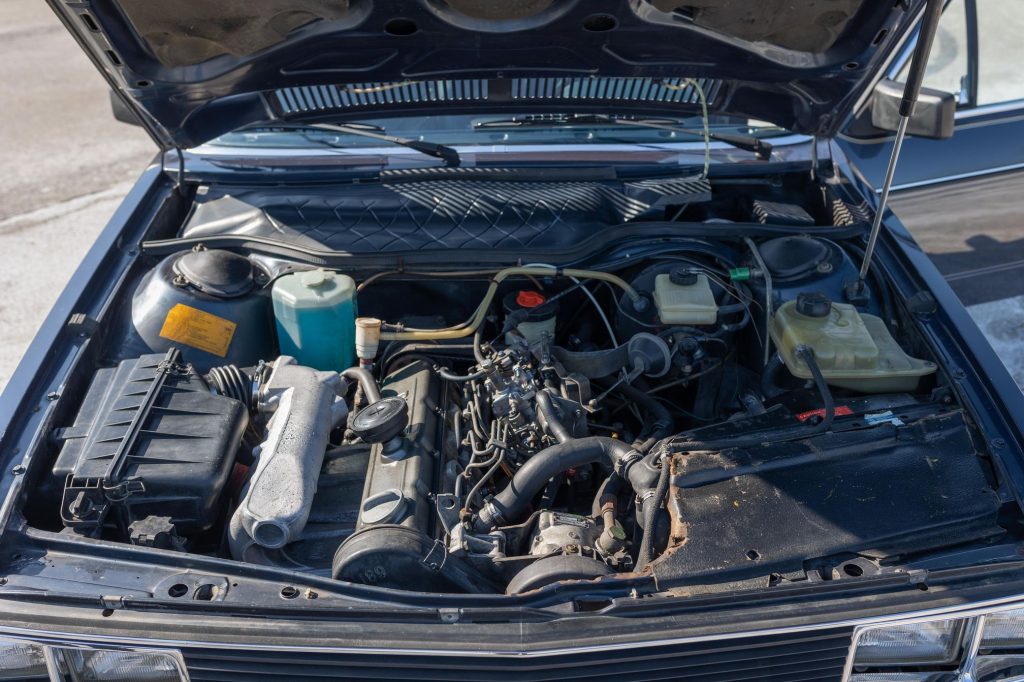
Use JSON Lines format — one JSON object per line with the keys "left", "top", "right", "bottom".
{"left": 17, "top": 173, "right": 1010, "bottom": 598}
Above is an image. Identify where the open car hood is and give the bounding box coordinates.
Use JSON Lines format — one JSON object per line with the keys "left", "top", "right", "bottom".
{"left": 50, "top": 0, "right": 925, "bottom": 149}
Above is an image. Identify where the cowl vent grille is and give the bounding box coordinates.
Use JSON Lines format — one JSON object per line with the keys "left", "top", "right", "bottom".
{"left": 272, "top": 77, "right": 720, "bottom": 114}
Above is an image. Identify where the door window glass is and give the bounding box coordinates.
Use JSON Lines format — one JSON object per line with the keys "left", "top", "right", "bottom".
{"left": 908, "top": 0, "right": 969, "bottom": 100}
{"left": 976, "top": 0, "right": 1024, "bottom": 105}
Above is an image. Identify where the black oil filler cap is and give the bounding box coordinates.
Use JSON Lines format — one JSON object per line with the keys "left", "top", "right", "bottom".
{"left": 796, "top": 292, "right": 832, "bottom": 318}
{"left": 351, "top": 397, "right": 409, "bottom": 444}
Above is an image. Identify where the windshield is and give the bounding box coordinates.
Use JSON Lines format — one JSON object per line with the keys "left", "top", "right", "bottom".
{"left": 209, "top": 113, "right": 789, "bottom": 149}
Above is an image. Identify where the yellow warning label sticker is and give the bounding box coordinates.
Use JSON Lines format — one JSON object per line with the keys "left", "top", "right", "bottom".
{"left": 158, "top": 304, "right": 236, "bottom": 358}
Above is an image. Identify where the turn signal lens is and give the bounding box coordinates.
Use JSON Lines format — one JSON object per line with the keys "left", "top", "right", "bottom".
{"left": 843, "top": 671, "right": 954, "bottom": 675}
{"left": 982, "top": 609, "right": 1024, "bottom": 649}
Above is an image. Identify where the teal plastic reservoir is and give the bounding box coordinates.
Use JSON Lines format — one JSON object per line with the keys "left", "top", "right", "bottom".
{"left": 272, "top": 269, "right": 356, "bottom": 370}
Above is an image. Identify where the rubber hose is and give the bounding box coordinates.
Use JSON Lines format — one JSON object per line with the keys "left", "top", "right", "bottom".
{"left": 474, "top": 437, "right": 634, "bottom": 531}
{"left": 636, "top": 457, "right": 670, "bottom": 572}
{"left": 473, "top": 327, "right": 488, "bottom": 364}
{"left": 796, "top": 345, "right": 835, "bottom": 431}
{"left": 669, "top": 349, "right": 835, "bottom": 453}
{"left": 615, "top": 382, "right": 674, "bottom": 453}
{"left": 761, "top": 352, "right": 787, "bottom": 399}
{"left": 340, "top": 367, "right": 381, "bottom": 404}
{"left": 534, "top": 390, "right": 573, "bottom": 444}
{"left": 591, "top": 472, "right": 623, "bottom": 517}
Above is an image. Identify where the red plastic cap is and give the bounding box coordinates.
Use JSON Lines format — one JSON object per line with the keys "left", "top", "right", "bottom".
{"left": 516, "top": 291, "right": 546, "bottom": 308}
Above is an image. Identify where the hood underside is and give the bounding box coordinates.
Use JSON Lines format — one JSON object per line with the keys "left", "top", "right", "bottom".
{"left": 51, "top": 0, "right": 924, "bottom": 148}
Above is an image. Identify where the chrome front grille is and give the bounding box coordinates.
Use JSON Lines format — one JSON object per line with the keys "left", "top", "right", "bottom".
{"left": 182, "top": 627, "right": 854, "bottom": 682}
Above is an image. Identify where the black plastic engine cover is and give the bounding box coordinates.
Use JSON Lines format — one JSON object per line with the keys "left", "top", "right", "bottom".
{"left": 52, "top": 349, "right": 247, "bottom": 537}
{"left": 657, "top": 411, "right": 1002, "bottom": 583}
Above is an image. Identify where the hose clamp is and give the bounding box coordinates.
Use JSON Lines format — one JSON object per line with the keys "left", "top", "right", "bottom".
{"left": 635, "top": 488, "right": 657, "bottom": 510}
{"left": 615, "top": 448, "right": 645, "bottom": 476}
{"left": 479, "top": 501, "right": 505, "bottom": 530}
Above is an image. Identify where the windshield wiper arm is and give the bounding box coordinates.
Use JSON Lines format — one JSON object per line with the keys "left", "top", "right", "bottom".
{"left": 475, "top": 114, "right": 772, "bottom": 160}
{"left": 269, "top": 121, "right": 461, "bottom": 167}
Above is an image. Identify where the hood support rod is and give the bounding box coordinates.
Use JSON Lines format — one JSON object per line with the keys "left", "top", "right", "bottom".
{"left": 856, "top": 0, "right": 944, "bottom": 289}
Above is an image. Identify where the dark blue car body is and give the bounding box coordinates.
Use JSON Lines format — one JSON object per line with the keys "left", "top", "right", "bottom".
{"left": 3, "top": 2, "right": 1024, "bottom": 680}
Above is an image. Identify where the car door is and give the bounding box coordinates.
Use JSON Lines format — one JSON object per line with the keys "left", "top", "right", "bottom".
{"left": 839, "top": 0, "right": 1024, "bottom": 308}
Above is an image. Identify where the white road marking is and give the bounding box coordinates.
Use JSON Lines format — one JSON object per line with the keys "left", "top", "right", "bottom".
{"left": 0, "top": 182, "right": 133, "bottom": 235}
{"left": 946, "top": 258, "right": 1024, "bottom": 282}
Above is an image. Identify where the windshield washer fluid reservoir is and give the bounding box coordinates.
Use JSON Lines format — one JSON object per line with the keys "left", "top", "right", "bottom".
{"left": 770, "top": 293, "right": 936, "bottom": 393}
{"left": 272, "top": 269, "right": 356, "bottom": 370}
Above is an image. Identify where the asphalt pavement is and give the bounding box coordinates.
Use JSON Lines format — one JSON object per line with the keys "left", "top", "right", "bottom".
{"left": 0, "top": 0, "right": 1021, "bottom": 393}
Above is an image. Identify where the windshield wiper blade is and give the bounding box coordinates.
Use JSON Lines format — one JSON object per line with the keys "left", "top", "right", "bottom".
{"left": 269, "top": 121, "right": 461, "bottom": 167}
{"left": 475, "top": 114, "right": 772, "bottom": 160}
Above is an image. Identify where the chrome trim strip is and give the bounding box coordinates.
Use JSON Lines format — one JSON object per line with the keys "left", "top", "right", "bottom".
{"left": 890, "top": 160, "right": 1024, "bottom": 192}
{"left": 2, "top": 593, "right": 1024, "bottom": 660}
{"left": 960, "top": 615, "right": 986, "bottom": 680}
{"left": 955, "top": 99, "right": 1024, "bottom": 120}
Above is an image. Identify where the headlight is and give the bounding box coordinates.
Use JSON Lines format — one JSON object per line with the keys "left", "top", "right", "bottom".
{"left": 59, "top": 649, "right": 186, "bottom": 681}
{"left": 0, "top": 639, "right": 48, "bottom": 680}
{"left": 847, "top": 603, "right": 1024, "bottom": 682}
{"left": 854, "top": 619, "right": 966, "bottom": 666}
{"left": 0, "top": 639, "right": 185, "bottom": 681}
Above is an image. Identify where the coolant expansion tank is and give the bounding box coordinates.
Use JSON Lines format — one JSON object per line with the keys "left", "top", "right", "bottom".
{"left": 770, "top": 293, "right": 936, "bottom": 392}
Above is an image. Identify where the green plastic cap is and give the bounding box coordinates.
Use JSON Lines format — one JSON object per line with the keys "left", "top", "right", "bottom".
{"left": 729, "top": 267, "right": 751, "bottom": 282}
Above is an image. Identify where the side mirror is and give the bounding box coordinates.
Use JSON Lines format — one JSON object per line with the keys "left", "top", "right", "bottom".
{"left": 109, "top": 90, "right": 142, "bottom": 127}
{"left": 871, "top": 78, "right": 955, "bottom": 139}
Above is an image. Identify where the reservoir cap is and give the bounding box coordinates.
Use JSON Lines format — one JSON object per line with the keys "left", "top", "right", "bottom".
{"left": 301, "top": 269, "right": 334, "bottom": 288}
{"left": 668, "top": 267, "right": 699, "bottom": 286}
{"left": 174, "top": 249, "right": 254, "bottom": 298}
{"left": 796, "top": 291, "right": 832, "bottom": 318}
{"left": 504, "top": 290, "right": 558, "bottom": 322}
{"left": 517, "top": 290, "right": 546, "bottom": 308}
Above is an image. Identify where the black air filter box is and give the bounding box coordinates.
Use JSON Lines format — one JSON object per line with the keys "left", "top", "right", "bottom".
{"left": 52, "top": 348, "right": 247, "bottom": 537}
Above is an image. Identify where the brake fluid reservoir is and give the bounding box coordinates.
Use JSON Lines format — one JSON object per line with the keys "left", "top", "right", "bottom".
{"left": 770, "top": 292, "right": 936, "bottom": 392}
{"left": 272, "top": 269, "right": 356, "bottom": 370}
{"left": 653, "top": 269, "right": 718, "bottom": 325}
{"left": 503, "top": 290, "right": 558, "bottom": 346}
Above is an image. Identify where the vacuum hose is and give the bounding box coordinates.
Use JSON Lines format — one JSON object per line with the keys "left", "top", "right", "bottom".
{"left": 379, "top": 267, "right": 642, "bottom": 342}
{"left": 341, "top": 366, "right": 382, "bottom": 403}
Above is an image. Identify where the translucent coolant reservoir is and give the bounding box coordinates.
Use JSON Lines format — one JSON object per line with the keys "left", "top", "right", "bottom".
{"left": 770, "top": 293, "right": 936, "bottom": 392}
{"left": 272, "top": 269, "right": 356, "bottom": 370}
